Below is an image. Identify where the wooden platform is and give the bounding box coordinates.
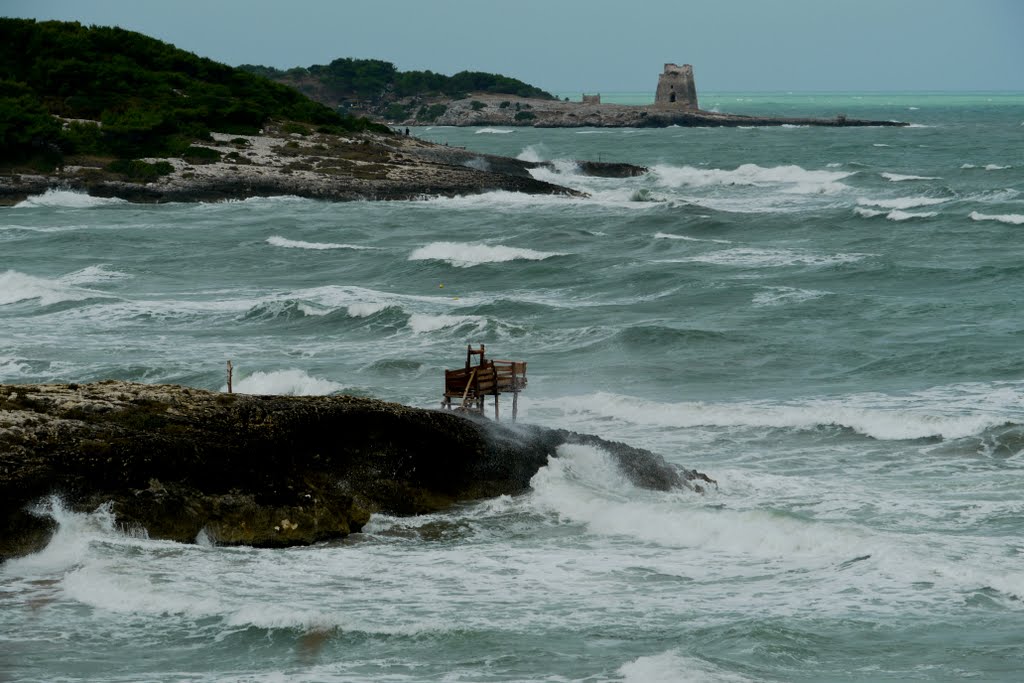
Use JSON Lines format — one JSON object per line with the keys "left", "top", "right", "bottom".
{"left": 442, "top": 344, "right": 526, "bottom": 420}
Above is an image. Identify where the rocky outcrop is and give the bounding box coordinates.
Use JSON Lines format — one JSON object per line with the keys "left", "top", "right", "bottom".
{"left": 0, "top": 382, "right": 712, "bottom": 561}
{"left": 391, "top": 93, "right": 907, "bottom": 129}
{"left": 0, "top": 124, "right": 647, "bottom": 207}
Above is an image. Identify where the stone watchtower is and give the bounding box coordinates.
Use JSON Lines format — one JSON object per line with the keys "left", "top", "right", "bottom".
{"left": 654, "top": 63, "right": 698, "bottom": 110}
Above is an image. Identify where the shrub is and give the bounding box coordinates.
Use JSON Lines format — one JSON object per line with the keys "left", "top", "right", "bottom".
{"left": 383, "top": 103, "right": 409, "bottom": 120}
{"left": 513, "top": 110, "right": 535, "bottom": 121}
{"left": 181, "top": 146, "right": 221, "bottom": 163}
{"left": 415, "top": 103, "right": 447, "bottom": 122}
{"left": 106, "top": 158, "right": 174, "bottom": 181}
{"left": 499, "top": 101, "right": 510, "bottom": 109}
{"left": 470, "top": 100, "right": 486, "bottom": 111}
{"left": 282, "top": 122, "right": 311, "bottom": 136}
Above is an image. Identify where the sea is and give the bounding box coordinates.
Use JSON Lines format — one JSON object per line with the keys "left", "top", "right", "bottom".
{"left": 2, "top": 92, "right": 1024, "bottom": 682}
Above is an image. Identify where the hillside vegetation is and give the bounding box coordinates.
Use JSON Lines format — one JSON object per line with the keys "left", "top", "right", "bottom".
{"left": 0, "top": 18, "right": 386, "bottom": 167}
{"left": 239, "top": 58, "right": 555, "bottom": 113}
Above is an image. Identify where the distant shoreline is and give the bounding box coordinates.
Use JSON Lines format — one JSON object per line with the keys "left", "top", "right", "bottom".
{"left": 385, "top": 93, "right": 908, "bottom": 129}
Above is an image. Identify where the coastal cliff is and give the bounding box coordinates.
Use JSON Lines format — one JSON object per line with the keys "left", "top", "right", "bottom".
{"left": 0, "top": 382, "right": 712, "bottom": 562}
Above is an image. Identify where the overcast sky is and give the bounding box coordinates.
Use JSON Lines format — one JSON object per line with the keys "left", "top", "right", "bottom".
{"left": 6, "top": 0, "right": 1023, "bottom": 92}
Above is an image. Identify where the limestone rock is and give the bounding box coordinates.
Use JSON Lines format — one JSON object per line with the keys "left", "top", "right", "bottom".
{"left": 0, "top": 382, "right": 712, "bottom": 560}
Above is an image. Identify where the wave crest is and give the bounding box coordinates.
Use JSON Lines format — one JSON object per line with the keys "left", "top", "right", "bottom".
{"left": 409, "top": 241, "right": 565, "bottom": 267}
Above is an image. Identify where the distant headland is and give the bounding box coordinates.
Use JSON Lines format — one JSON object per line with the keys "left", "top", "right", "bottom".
{"left": 385, "top": 64, "right": 909, "bottom": 129}
{"left": 248, "top": 59, "right": 907, "bottom": 129}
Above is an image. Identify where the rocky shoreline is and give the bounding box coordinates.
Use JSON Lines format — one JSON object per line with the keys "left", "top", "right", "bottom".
{"left": 0, "top": 382, "right": 713, "bottom": 561}
{"left": 389, "top": 93, "right": 909, "bottom": 129}
{"left": 0, "top": 123, "right": 647, "bottom": 207}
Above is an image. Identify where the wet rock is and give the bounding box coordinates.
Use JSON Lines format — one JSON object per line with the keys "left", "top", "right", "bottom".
{"left": 0, "top": 382, "right": 712, "bottom": 560}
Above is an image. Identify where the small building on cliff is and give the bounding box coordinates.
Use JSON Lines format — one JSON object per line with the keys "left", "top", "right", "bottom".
{"left": 654, "top": 63, "right": 698, "bottom": 110}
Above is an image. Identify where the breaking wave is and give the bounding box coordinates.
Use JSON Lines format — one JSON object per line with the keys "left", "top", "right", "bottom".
{"left": 652, "top": 163, "right": 853, "bottom": 192}
{"left": 881, "top": 172, "right": 941, "bottom": 182}
{"left": 266, "top": 236, "right": 374, "bottom": 250}
{"left": 409, "top": 241, "right": 565, "bottom": 267}
{"left": 969, "top": 211, "right": 1024, "bottom": 226}
{"left": 857, "top": 196, "right": 949, "bottom": 210}
{"left": 226, "top": 369, "right": 345, "bottom": 396}
{"left": 14, "top": 189, "right": 126, "bottom": 208}
{"left": 0, "top": 268, "right": 123, "bottom": 306}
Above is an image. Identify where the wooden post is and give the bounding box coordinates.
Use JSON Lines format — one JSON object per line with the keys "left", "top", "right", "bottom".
{"left": 511, "top": 364, "right": 518, "bottom": 422}
{"left": 226, "top": 360, "right": 233, "bottom": 394}
{"left": 494, "top": 393, "right": 499, "bottom": 421}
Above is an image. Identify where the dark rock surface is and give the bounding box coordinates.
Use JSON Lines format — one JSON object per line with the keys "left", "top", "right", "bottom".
{"left": 0, "top": 382, "right": 712, "bottom": 561}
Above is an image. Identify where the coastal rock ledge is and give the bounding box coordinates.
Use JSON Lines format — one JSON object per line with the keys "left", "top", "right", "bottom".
{"left": 0, "top": 382, "right": 712, "bottom": 561}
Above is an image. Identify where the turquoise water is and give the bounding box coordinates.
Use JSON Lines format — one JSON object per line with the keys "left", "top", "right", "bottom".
{"left": 2, "top": 93, "right": 1024, "bottom": 681}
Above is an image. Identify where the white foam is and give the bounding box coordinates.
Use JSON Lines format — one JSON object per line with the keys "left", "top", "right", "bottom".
{"left": 886, "top": 210, "right": 938, "bottom": 221}
{"left": 407, "top": 313, "right": 484, "bottom": 334}
{"left": 474, "top": 128, "right": 514, "bottom": 135}
{"left": 857, "top": 196, "right": 948, "bottom": 210}
{"left": 653, "top": 163, "right": 853, "bottom": 191}
{"left": 515, "top": 144, "right": 548, "bottom": 163}
{"left": 620, "top": 650, "right": 755, "bottom": 683}
{"left": 658, "top": 247, "right": 866, "bottom": 268}
{"left": 408, "top": 241, "right": 565, "bottom": 267}
{"left": 461, "top": 157, "right": 491, "bottom": 172}
{"left": 873, "top": 143, "right": 891, "bottom": 147}
{"left": 14, "top": 189, "right": 126, "bottom": 208}
{"left": 538, "top": 385, "right": 1018, "bottom": 441}
{"left": 970, "top": 211, "right": 1024, "bottom": 225}
{"left": 0, "top": 269, "right": 112, "bottom": 306}
{"left": 962, "top": 163, "right": 1013, "bottom": 171}
{"left": 266, "top": 236, "right": 373, "bottom": 250}
{"left": 226, "top": 369, "right": 345, "bottom": 396}
{"left": 1, "top": 498, "right": 123, "bottom": 577}
{"left": 346, "top": 302, "right": 393, "bottom": 317}
{"left": 881, "top": 172, "right": 941, "bottom": 182}
{"left": 654, "top": 232, "right": 731, "bottom": 244}
{"left": 854, "top": 207, "right": 886, "bottom": 218}
{"left": 528, "top": 444, "right": 874, "bottom": 560}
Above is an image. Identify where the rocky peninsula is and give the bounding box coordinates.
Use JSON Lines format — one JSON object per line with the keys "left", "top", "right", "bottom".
{"left": 0, "top": 381, "right": 713, "bottom": 562}
{"left": 0, "top": 123, "right": 646, "bottom": 207}
{"left": 400, "top": 92, "right": 909, "bottom": 128}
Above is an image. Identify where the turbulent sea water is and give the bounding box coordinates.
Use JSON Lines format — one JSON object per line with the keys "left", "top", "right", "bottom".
{"left": 3, "top": 92, "right": 1024, "bottom": 681}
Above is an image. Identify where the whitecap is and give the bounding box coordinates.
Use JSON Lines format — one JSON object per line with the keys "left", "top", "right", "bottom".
{"left": 873, "top": 143, "right": 891, "bottom": 147}
{"left": 620, "top": 650, "right": 756, "bottom": 683}
{"left": 537, "top": 384, "right": 1018, "bottom": 441}
{"left": 226, "top": 369, "right": 345, "bottom": 396}
{"left": 881, "top": 172, "right": 941, "bottom": 182}
{"left": 969, "top": 211, "right": 1024, "bottom": 226}
{"left": 657, "top": 247, "right": 866, "bottom": 268}
{"left": 0, "top": 269, "right": 114, "bottom": 306}
{"left": 408, "top": 241, "right": 565, "bottom": 267}
{"left": 985, "top": 164, "right": 1011, "bottom": 171}
{"left": 266, "top": 235, "right": 373, "bottom": 250}
{"left": 886, "top": 210, "right": 938, "bottom": 221}
{"left": 854, "top": 207, "right": 886, "bottom": 218}
{"left": 474, "top": 127, "right": 514, "bottom": 135}
{"left": 857, "top": 196, "right": 948, "bottom": 210}
{"left": 653, "top": 232, "right": 731, "bottom": 244}
{"left": 653, "top": 163, "right": 853, "bottom": 190}
{"left": 406, "top": 313, "right": 484, "bottom": 334}
{"left": 14, "top": 189, "right": 126, "bottom": 208}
